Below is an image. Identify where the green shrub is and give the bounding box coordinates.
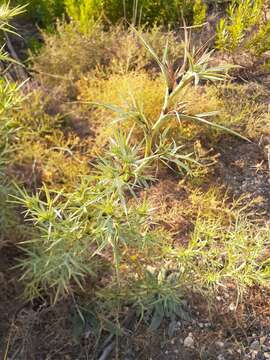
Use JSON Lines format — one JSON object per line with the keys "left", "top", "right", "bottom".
{"left": 15, "top": 0, "right": 65, "bottom": 28}
{"left": 193, "top": 0, "right": 207, "bottom": 25}
{"left": 64, "top": 0, "right": 98, "bottom": 34}
{"left": 16, "top": 0, "right": 200, "bottom": 30}
{"left": 215, "top": 0, "right": 270, "bottom": 55}
{"left": 99, "top": 0, "right": 195, "bottom": 27}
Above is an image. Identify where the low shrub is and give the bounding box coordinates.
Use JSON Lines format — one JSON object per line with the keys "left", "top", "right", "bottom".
{"left": 215, "top": 0, "right": 270, "bottom": 56}
{"left": 16, "top": 0, "right": 209, "bottom": 30}
{"left": 31, "top": 24, "right": 184, "bottom": 98}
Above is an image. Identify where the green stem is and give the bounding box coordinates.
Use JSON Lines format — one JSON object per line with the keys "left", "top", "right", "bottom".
{"left": 144, "top": 133, "right": 153, "bottom": 158}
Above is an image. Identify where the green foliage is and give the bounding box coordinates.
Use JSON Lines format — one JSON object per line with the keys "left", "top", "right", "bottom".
{"left": 0, "top": 3, "right": 26, "bottom": 245}
{"left": 174, "top": 211, "right": 270, "bottom": 296}
{"left": 64, "top": 0, "right": 197, "bottom": 31}
{"left": 14, "top": 133, "right": 159, "bottom": 300}
{"left": 98, "top": 0, "right": 195, "bottom": 27}
{"left": 215, "top": 0, "right": 270, "bottom": 55}
{"left": 0, "top": 2, "right": 26, "bottom": 32}
{"left": 16, "top": 0, "right": 198, "bottom": 29}
{"left": 193, "top": 0, "right": 207, "bottom": 25}
{"left": 64, "top": 0, "right": 98, "bottom": 34}
{"left": 248, "top": 21, "right": 270, "bottom": 55}
{"left": 22, "top": 0, "right": 65, "bottom": 28}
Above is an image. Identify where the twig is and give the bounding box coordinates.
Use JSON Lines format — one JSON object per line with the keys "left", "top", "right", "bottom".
{"left": 97, "top": 309, "right": 136, "bottom": 360}
{"left": 4, "top": 31, "right": 29, "bottom": 81}
{"left": 98, "top": 341, "right": 116, "bottom": 360}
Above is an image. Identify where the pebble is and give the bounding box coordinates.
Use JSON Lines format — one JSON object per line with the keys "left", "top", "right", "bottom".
{"left": 250, "top": 340, "right": 260, "bottom": 350}
{"left": 217, "top": 355, "right": 225, "bottom": 360}
{"left": 184, "top": 333, "right": 194, "bottom": 348}
{"left": 216, "top": 341, "right": 224, "bottom": 348}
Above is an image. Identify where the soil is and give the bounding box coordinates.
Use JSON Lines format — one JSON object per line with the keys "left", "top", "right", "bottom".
{"left": 215, "top": 138, "right": 270, "bottom": 216}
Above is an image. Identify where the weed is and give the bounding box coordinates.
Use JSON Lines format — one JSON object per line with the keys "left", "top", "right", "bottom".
{"left": 88, "top": 27, "right": 246, "bottom": 177}
{"left": 14, "top": 134, "right": 159, "bottom": 301}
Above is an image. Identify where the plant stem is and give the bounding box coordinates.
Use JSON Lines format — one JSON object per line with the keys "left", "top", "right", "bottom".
{"left": 144, "top": 133, "right": 153, "bottom": 158}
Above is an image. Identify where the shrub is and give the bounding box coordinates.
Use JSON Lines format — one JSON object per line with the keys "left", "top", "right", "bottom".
{"left": 215, "top": 0, "right": 270, "bottom": 56}
{"left": 15, "top": 137, "right": 161, "bottom": 301}
{"left": 193, "top": 0, "right": 207, "bottom": 25}
{"left": 15, "top": 0, "right": 65, "bottom": 28}
{"left": 16, "top": 0, "right": 204, "bottom": 30}
{"left": 31, "top": 23, "right": 185, "bottom": 98}
{"left": 89, "top": 27, "right": 246, "bottom": 176}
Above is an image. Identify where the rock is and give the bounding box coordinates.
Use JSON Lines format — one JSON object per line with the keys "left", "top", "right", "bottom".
{"left": 216, "top": 341, "right": 225, "bottom": 348}
{"left": 184, "top": 334, "right": 194, "bottom": 348}
{"left": 250, "top": 340, "right": 260, "bottom": 350}
{"left": 217, "top": 355, "right": 225, "bottom": 360}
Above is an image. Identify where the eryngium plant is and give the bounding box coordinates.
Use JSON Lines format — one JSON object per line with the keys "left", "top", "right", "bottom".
{"left": 90, "top": 26, "right": 247, "bottom": 167}
{"left": 0, "top": 1, "right": 26, "bottom": 62}
{"left": 14, "top": 133, "right": 159, "bottom": 302}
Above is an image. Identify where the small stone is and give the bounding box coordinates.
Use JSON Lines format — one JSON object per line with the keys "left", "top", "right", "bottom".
{"left": 251, "top": 350, "right": 258, "bottom": 360}
{"left": 265, "top": 353, "right": 270, "bottom": 359}
{"left": 229, "top": 303, "right": 235, "bottom": 311}
{"left": 250, "top": 340, "right": 260, "bottom": 350}
{"left": 216, "top": 341, "right": 224, "bottom": 348}
{"left": 217, "top": 355, "right": 225, "bottom": 360}
{"left": 184, "top": 334, "right": 194, "bottom": 348}
{"left": 198, "top": 323, "right": 204, "bottom": 328}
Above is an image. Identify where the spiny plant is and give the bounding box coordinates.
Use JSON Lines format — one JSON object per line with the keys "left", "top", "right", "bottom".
{"left": 89, "top": 26, "right": 247, "bottom": 175}
{"left": 0, "top": 1, "right": 26, "bottom": 61}
{"left": 14, "top": 131, "right": 160, "bottom": 301}
{"left": 0, "top": 2, "right": 26, "bottom": 246}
